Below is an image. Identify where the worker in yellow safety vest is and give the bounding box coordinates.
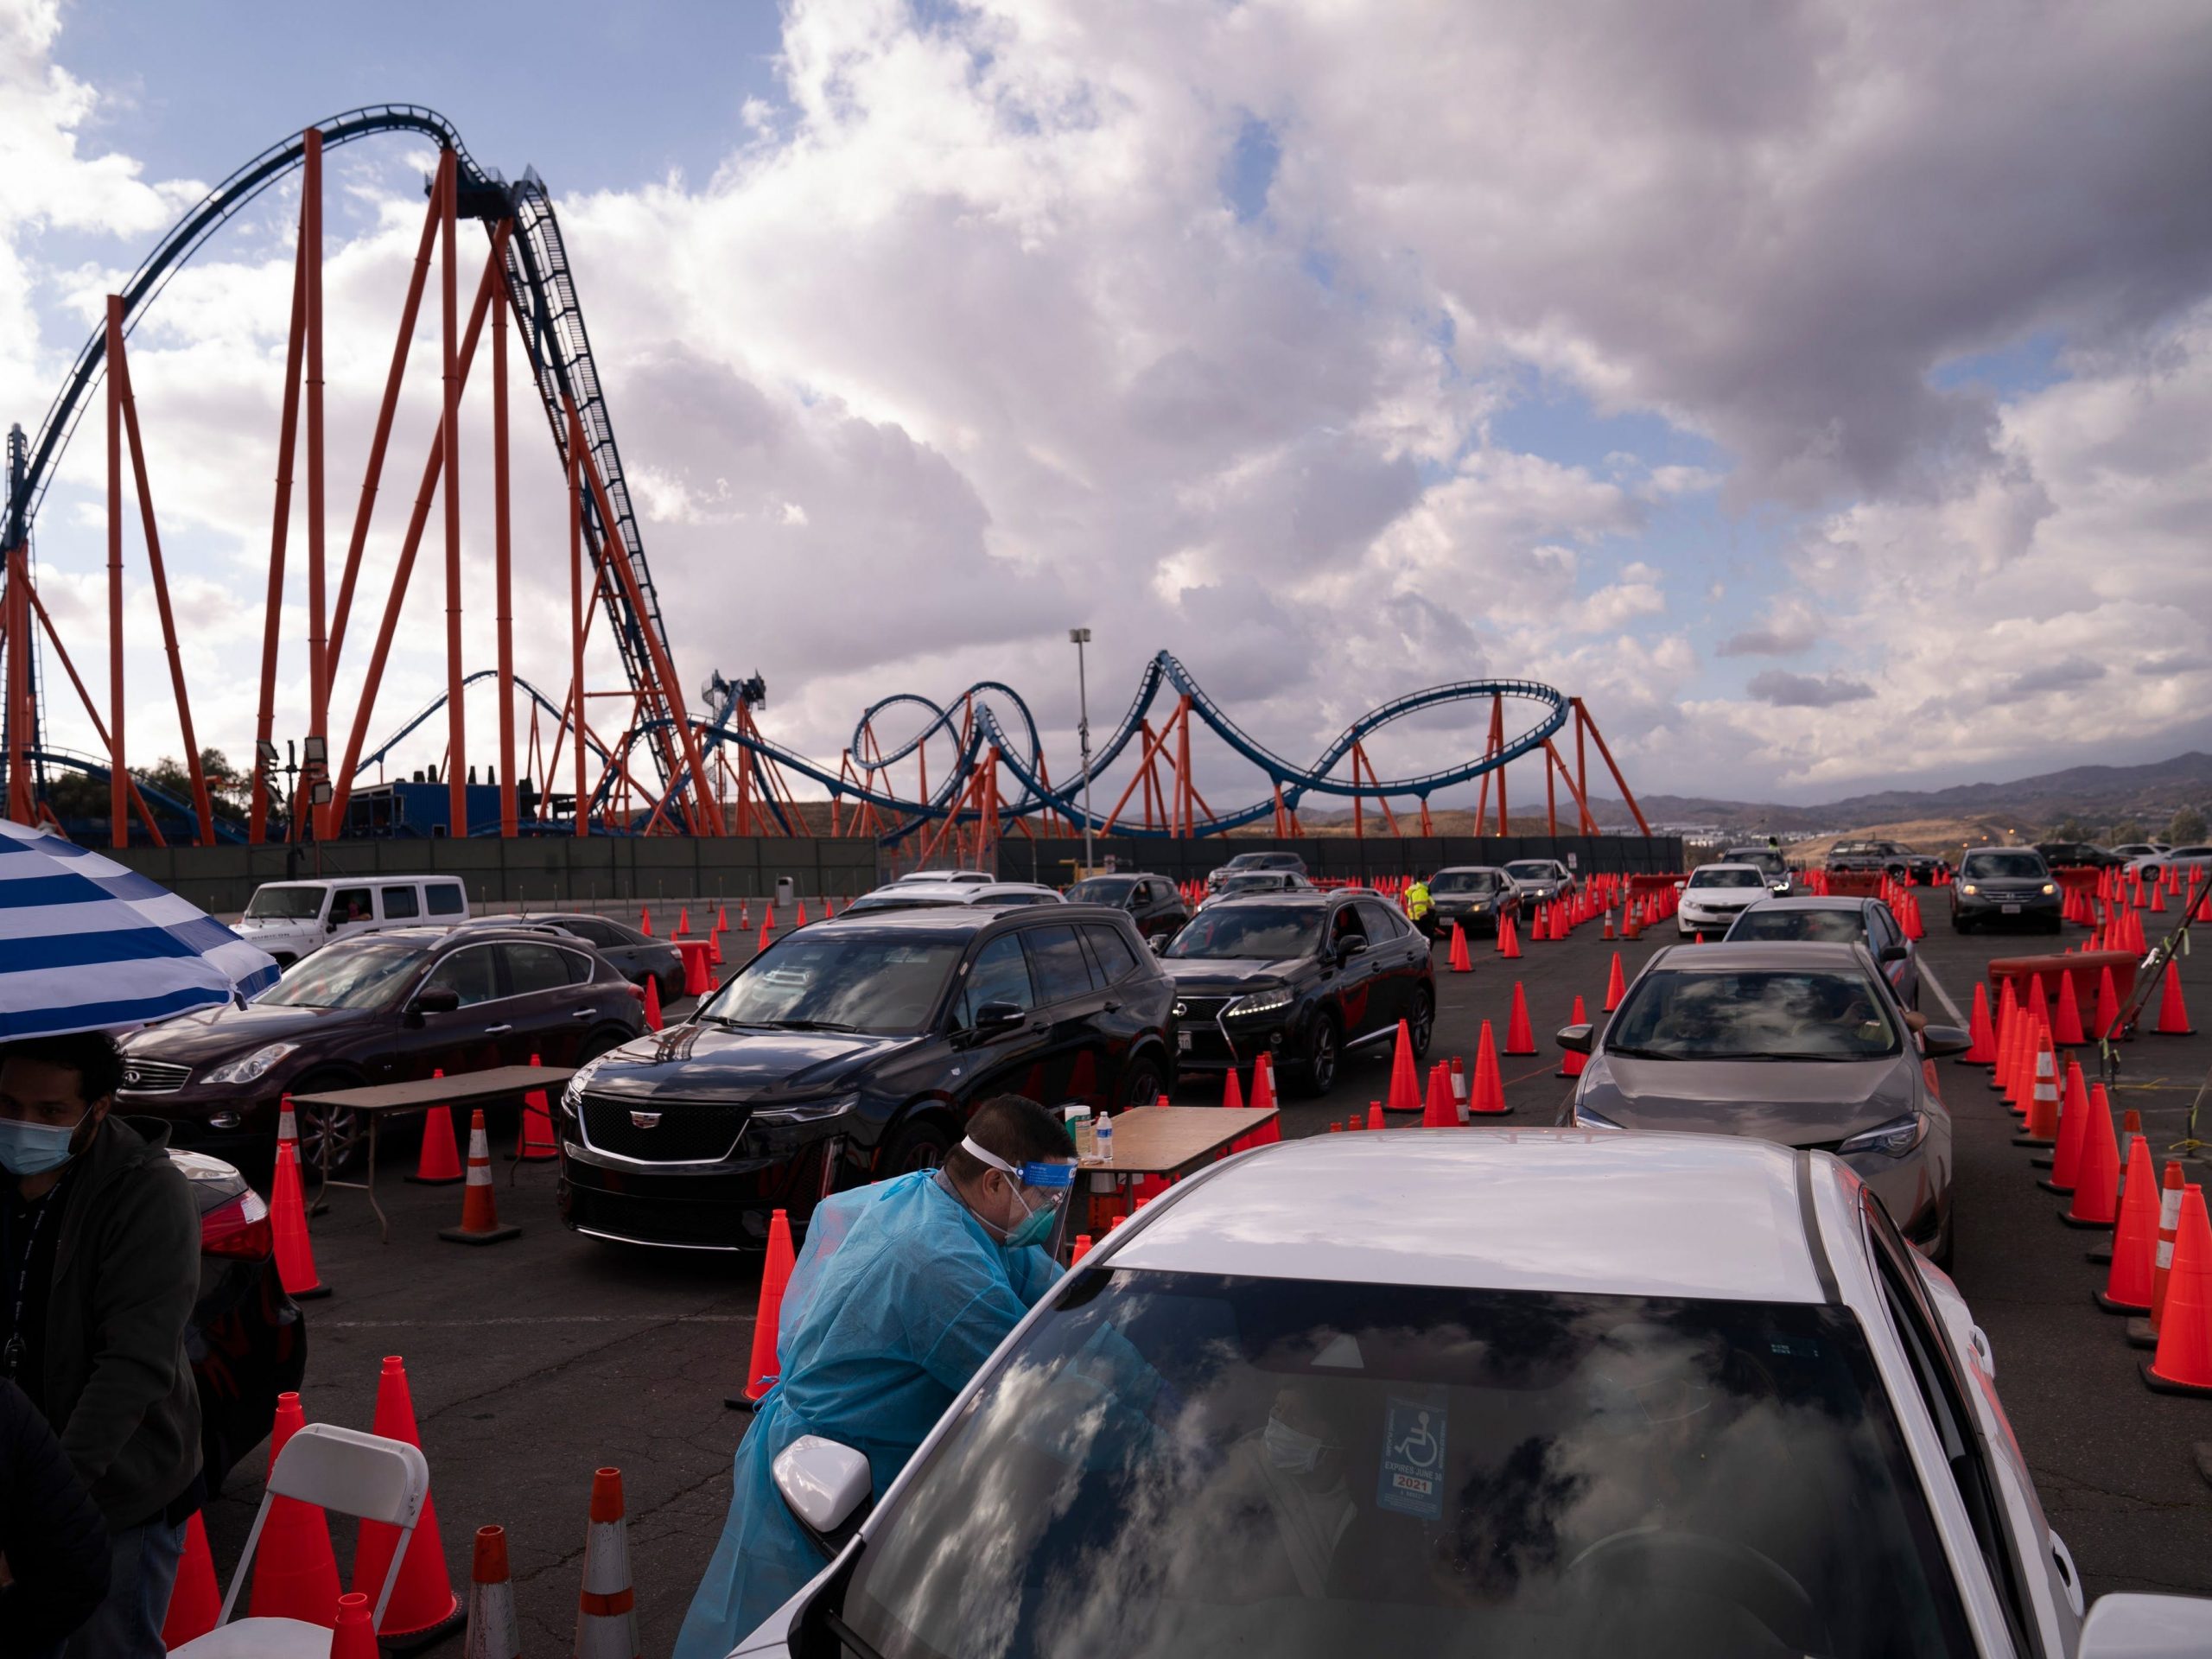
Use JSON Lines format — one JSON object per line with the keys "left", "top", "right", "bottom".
{"left": 1404, "top": 875, "right": 1435, "bottom": 940}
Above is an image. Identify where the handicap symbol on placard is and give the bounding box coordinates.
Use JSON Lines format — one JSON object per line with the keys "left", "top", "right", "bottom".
{"left": 1376, "top": 1395, "right": 1447, "bottom": 1520}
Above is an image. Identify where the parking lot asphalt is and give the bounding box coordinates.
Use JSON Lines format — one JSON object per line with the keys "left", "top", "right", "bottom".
{"left": 199, "top": 892, "right": 2212, "bottom": 1653}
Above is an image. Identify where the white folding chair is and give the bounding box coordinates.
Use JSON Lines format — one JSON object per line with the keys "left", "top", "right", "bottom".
{"left": 171, "top": 1422, "right": 430, "bottom": 1656}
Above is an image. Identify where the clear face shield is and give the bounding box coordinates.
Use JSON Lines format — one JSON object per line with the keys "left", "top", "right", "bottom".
{"left": 955, "top": 1135, "right": 1078, "bottom": 1257}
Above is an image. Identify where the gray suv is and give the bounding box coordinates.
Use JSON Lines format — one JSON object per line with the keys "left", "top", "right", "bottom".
{"left": 1949, "top": 848, "right": 2061, "bottom": 934}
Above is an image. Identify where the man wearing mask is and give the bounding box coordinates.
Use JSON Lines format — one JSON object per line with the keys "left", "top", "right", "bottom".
{"left": 0, "top": 1032, "right": 201, "bottom": 1659}
{"left": 674, "top": 1095, "right": 1077, "bottom": 1657}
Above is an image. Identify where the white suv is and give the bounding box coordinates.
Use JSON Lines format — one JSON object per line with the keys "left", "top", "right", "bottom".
{"left": 233, "top": 875, "right": 471, "bottom": 966}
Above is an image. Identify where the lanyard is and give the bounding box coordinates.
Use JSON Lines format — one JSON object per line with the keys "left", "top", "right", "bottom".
{"left": 1, "top": 1189, "right": 56, "bottom": 1382}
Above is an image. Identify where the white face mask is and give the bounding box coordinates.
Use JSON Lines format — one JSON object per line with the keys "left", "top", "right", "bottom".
{"left": 1262, "top": 1414, "right": 1329, "bottom": 1474}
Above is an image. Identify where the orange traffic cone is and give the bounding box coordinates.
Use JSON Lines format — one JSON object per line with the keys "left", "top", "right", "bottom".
{"left": 1603, "top": 951, "right": 1626, "bottom": 1013}
{"left": 1497, "top": 915, "right": 1522, "bottom": 959}
{"left": 2038, "top": 1059, "right": 2093, "bottom": 1187}
{"left": 755, "top": 918, "right": 772, "bottom": 955}
{"left": 2098, "top": 1136, "right": 2160, "bottom": 1313}
{"left": 1364, "top": 1102, "right": 1384, "bottom": 1131}
{"left": 639, "top": 906, "right": 652, "bottom": 937}
{"left": 2060, "top": 1090, "right": 2121, "bottom": 1229}
{"left": 330, "top": 1592, "right": 380, "bottom": 1659}
{"left": 642, "top": 974, "right": 664, "bottom": 1033}
{"left": 1070, "top": 1233, "right": 1093, "bottom": 1264}
{"left": 440, "top": 1111, "right": 521, "bottom": 1244}
{"left": 1249, "top": 1053, "right": 1278, "bottom": 1117}
{"left": 1421, "top": 1064, "right": 1457, "bottom": 1127}
{"left": 1222, "top": 1068, "right": 1244, "bottom": 1110}
{"left": 716, "top": 903, "right": 730, "bottom": 935}
{"left": 1470, "top": 1020, "right": 1509, "bottom": 1116}
{"left": 250, "top": 1390, "right": 341, "bottom": 1625}
{"left": 575, "top": 1468, "right": 639, "bottom": 1659}
{"left": 514, "top": 1053, "right": 558, "bottom": 1162}
{"left": 1503, "top": 981, "right": 1535, "bottom": 1055}
{"left": 795, "top": 898, "right": 810, "bottom": 927}
{"left": 351, "top": 1357, "right": 463, "bottom": 1647}
{"left": 162, "top": 1510, "right": 221, "bottom": 1649}
{"left": 1558, "top": 995, "right": 1589, "bottom": 1078}
{"left": 1990, "top": 981, "right": 2018, "bottom": 1090}
{"left": 675, "top": 905, "right": 690, "bottom": 935}
{"left": 1961, "top": 981, "right": 1996, "bottom": 1064}
{"left": 270, "top": 1115, "right": 328, "bottom": 1300}
{"left": 1447, "top": 923, "right": 1471, "bottom": 973}
{"left": 2144, "top": 1186, "right": 2212, "bottom": 1396}
{"left": 2025, "top": 973, "right": 2052, "bottom": 1041}
{"left": 2014, "top": 1033, "right": 2059, "bottom": 1147}
{"left": 2129, "top": 1162, "right": 2190, "bottom": 1349}
{"left": 407, "top": 1072, "right": 463, "bottom": 1186}
{"left": 1447, "top": 1055, "right": 1469, "bottom": 1118}
{"left": 2053, "top": 971, "right": 2087, "bottom": 1047}
{"left": 463, "top": 1526, "right": 522, "bottom": 1659}
{"left": 2153, "top": 960, "right": 2195, "bottom": 1035}
{"left": 1383, "top": 1020, "right": 1422, "bottom": 1112}
{"left": 745, "top": 1209, "right": 797, "bottom": 1402}
{"left": 765, "top": 902, "right": 778, "bottom": 931}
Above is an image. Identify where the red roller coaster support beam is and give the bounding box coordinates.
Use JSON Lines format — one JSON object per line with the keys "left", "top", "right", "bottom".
{"left": 303, "top": 129, "right": 329, "bottom": 807}
{"left": 439, "top": 149, "right": 466, "bottom": 841}
{"left": 109, "top": 314, "right": 214, "bottom": 844}
{"left": 493, "top": 259, "right": 516, "bottom": 837}
{"left": 251, "top": 233, "right": 307, "bottom": 842}
{"left": 106, "top": 296, "right": 125, "bottom": 848}
{"left": 569, "top": 402, "right": 587, "bottom": 836}
{"left": 1570, "top": 696, "right": 1649, "bottom": 836}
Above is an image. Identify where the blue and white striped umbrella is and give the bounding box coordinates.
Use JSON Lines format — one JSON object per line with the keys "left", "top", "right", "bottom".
{"left": 0, "top": 821, "right": 282, "bottom": 1041}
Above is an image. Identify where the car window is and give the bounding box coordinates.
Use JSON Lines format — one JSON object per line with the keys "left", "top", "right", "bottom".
{"left": 560, "top": 917, "right": 619, "bottom": 948}
{"left": 1869, "top": 906, "right": 1900, "bottom": 950}
{"left": 423, "top": 944, "right": 499, "bottom": 1007}
{"left": 245, "top": 885, "right": 326, "bottom": 919}
{"left": 1607, "top": 969, "right": 1900, "bottom": 1060}
{"left": 711, "top": 934, "right": 963, "bottom": 1034}
{"left": 331, "top": 887, "right": 373, "bottom": 925}
{"left": 1356, "top": 898, "right": 1408, "bottom": 939}
{"left": 425, "top": 883, "right": 467, "bottom": 917}
{"left": 378, "top": 886, "right": 421, "bottom": 920}
{"left": 501, "top": 941, "right": 576, "bottom": 997}
{"left": 1330, "top": 904, "right": 1368, "bottom": 946}
{"left": 1166, "top": 906, "right": 1322, "bottom": 961}
{"left": 1027, "top": 925, "right": 1098, "bottom": 1003}
{"left": 1082, "top": 924, "right": 1141, "bottom": 984}
{"left": 1960, "top": 852, "right": 2045, "bottom": 880}
{"left": 960, "top": 932, "right": 1038, "bottom": 1024}
{"left": 262, "top": 940, "right": 426, "bottom": 1009}
{"left": 1727, "top": 908, "right": 1865, "bottom": 944}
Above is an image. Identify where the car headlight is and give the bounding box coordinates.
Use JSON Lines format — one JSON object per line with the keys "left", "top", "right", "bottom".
{"left": 750, "top": 1092, "right": 861, "bottom": 1127}
{"left": 1224, "top": 988, "right": 1294, "bottom": 1020}
{"left": 563, "top": 1057, "right": 605, "bottom": 1109}
{"left": 204, "top": 1042, "right": 298, "bottom": 1086}
{"left": 2041, "top": 883, "right": 2056, "bottom": 895}
{"left": 1838, "top": 1114, "right": 1927, "bottom": 1158}
{"left": 1961, "top": 884, "right": 1979, "bottom": 896}
{"left": 1573, "top": 1101, "right": 1624, "bottom": 1130}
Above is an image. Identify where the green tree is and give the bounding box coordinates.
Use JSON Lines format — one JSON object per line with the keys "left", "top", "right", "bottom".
{"left": 2048, "top": 816, "right": 2096, "bottom": 843}
{"left": 2107, "top": 818, "right": 2146, "bottom": 846}
{"left": 2169, "top": 805, "right": 2209, "bottom": 844}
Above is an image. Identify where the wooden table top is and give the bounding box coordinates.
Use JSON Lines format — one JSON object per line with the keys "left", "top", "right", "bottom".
{"left": 1084, "top": 1106, "right": 1276, "bottom": 1175}
{"left": 288, "top": 1064, "right": 575, "bottom": 1113}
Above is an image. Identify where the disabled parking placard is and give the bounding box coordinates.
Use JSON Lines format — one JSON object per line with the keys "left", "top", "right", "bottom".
{"left": 1376, "top": 1394, "right": 1447, "bottom": 1520}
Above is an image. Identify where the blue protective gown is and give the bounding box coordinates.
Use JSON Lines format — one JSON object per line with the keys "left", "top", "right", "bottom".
{"left": 672, "top": 1170, "right": 1060, "bottom": 1658}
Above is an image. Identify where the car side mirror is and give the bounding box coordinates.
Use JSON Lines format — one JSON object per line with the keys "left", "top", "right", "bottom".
{"left": 973, "top": 1001, "right": 1025, "bottom": 1030}
{"left": 773, "top": 1434, "right": 874, "bottom": 1557}
{"left": 1334, "top": 936, "right": 1367, "bottom": 963}
{"left": 1919, "top": 1022, "right": 1970, "bottom": 1058}
{"left": 1147, "top": 935, "right": 1168, "bottom": 956}
{"left": 326, "top": 915, "right": 341, "bottom": 931}
{"left": 2076, "top": 1592, "right": 2212, "bottom": 1658}
{"left": 410, "top": 985, "right": 462, "bottom": 1019}
{"left": 1556, "top": 1023, "right": 1593, "bottom": 1054}
{"left": 1879, "top": 944, "right": 1910, "bottom": 963}
{"left": 1673, "top": 880, "right": 1686, "bottom": 893}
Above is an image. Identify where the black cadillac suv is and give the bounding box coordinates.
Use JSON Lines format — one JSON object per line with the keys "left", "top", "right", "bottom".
{"left": 555, "top": 903, "right": 1175, "bottom": 1249}
{"left": 1158, "top": 888, "right": 1434, "bottom": 1096}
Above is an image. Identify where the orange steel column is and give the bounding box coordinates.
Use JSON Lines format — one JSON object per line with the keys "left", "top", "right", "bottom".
{"left": 303, "top": 129, "right": 328, "bottom": 833}
{"left": 251, "top": 234, "right": 308, "bottom": 843}
{"left": 1492, "top": 694, "right": 1507, "bottom": 836}
{"left": 106, "top": 296, "right": 126, "bottom": 848}
{"left": 493, "top": 259, "right": 517, "bottom": 837}
{"left": 569, "top": 404, "right": 587, "bottom": 836}
{"left": 4, "top": 545, "right": 27, "bottom": 823}
{"left": 438, "top": 149, "right": 466, "bottom": 840}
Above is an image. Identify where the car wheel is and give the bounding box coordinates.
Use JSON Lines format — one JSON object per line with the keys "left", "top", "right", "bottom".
{"left": 291, "top": 1071, "right": 365, "bottom": 1174}
{"left": 879, "top": 1117, "right": 954, "bottom": 1175}
{"left": 1294, "top": 1014, "right": 1340, "bottom": 1097}
{"left": 2042, "top": 917, "right": 2063, "bottom": 935}
{"left": 1952, "top": 916, "right": 1974, "bottom": 935}
{"left": 1408, "top": 984, "right": 1435, "bottom": 1060}
{"left": 1117, "top": 1052, "right": 1167, "bottom": 1110}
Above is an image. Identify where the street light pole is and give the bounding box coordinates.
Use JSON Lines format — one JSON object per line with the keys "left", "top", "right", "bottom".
{"left": 1070, "top": 627, "right": 1094, "bottom": 874}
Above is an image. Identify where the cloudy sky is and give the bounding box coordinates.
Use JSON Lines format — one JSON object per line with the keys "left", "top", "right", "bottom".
{"left": 5, "top": 0, "right": 2210, "bottom": 818}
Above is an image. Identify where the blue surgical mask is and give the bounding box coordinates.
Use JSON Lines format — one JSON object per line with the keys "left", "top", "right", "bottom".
{"left": 1262, "top": 1414, "right": 1329, "bottom": 1474}
{"left": 0, "top": 1117, "right": 80, "bottom": 1178}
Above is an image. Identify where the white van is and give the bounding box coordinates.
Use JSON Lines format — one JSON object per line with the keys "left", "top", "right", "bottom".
{"left": 235, "top": 875, "right": 472, "bottom": 966}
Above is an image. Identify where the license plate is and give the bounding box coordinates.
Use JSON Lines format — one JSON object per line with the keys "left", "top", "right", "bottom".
{"left": 2001, "top": 903, "right": 2021, "bottom": 914}
{"left": 1178, "top": 1030, "right": 1192, "bottom": 1051}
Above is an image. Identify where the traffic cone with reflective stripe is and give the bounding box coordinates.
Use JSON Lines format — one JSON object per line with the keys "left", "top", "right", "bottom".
{"left": 2153, "top": 960, "right": 2195, "bottom": 1035}
{"left": 2144, "top": 1187, "right": 2212, "bottom": 1396}
{"left": 1447, "top": 923, "right": 1471, "bottom": 973}
{"left": 745, "top": 1209, "right": 796, "bottom": 1402}
{"left": 330, "top": 1592, "right": 379, "bottom": 1659}
{"left": 2025, "top": 974, "right": 2053, "bottom": 1042}
{"left": 1504, "top": 982, "right": 1535, "bottom": 1056}
{"left": 1383, "top": 1020, "right": 1422, "bottom": 1112}
{"left": 575, "top": 1468, "right": 641, "bottom": 1658}
{"left": 250, "top": 1390, "right": 341, "bottom": 1625}
{"left": 2038, "top": 1059, "right": 2093, "bottom": 1186}
{"left": 409, "top": 1072, "right": 463, "bottom": 1185}
{"left": 2061, "top": 1090, "right": 2121, "bottom": 1230}
{"left": 1421, "top": 1064, "right": 1457, "bottom": 1127}
{"left": 2014, "top": 1033, "right": 2059, "bottom": 1147}
{"left": 1604, "top": 951, "right": 1626, "bottom": 1013}
{"left": 270, "top": 1103, "right": 328, "bottom": 1300}
{"left": 1961, "top": 982, "right": 1996, "bottom": 1064}
{"left": 440, "top": 1112, "right": 520, "bottom": 1245}
{"left": 2054, "top": 970, "right": 2088, "bottom": 1047}
{"left": 161, "top": 1510, "right": 220, "bottom": 1648}
{"left": 2128, "top": 1163, "right": 2190, "bottom": 1349}
{"left": 1448, "top": 1055, "right": 1469, "bottom": 1119}
{"left": 1470, "top": 1020, "right": 1509, "bottom": 1116}
{"left": 1559, "top": 995, "right": 1590, "bottom": 1078}
{"left": 463, "top": 1525, "right": 521, "bottom": 1659}
{"left": 2098, "top": 1136, "right": 2159, "bottom": 1313}
{"left": 514, "top": 1053, "right": 557, "bottom": 1162}
{"left": 351, "top": 1357, "right": 463, "bottom": 1648}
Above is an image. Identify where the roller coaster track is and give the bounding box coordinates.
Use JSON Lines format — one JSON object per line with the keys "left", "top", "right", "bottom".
{"left": 1, "top": 105, "right": 682, "bottom": 799}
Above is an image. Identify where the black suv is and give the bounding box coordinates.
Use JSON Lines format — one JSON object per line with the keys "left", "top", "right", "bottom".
{"left": 117, "top": 927, "right": 648, "bottom": 1171}
{"left": 2034, "top": 840, "right": 2126, "bottom": 870}
{"left": 1158, "top": 889, "right": 1434, "bottom": 1096}
{"left": 1205, "top": 851, "right": 1308, "bottom": 894}
{"left": 556, "top": 904, "right": 1175, "bottom": 1249}
{"left": 454, "top": 912, "right": 686, "bottom": 1003}
{"left": 1063, "top": 873, "right": 1190, "bottom": 944}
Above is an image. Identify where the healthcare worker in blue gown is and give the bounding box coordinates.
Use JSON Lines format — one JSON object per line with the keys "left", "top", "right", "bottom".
{"left": 673, "top": 1095, "right": 1078, "bottom": 1657}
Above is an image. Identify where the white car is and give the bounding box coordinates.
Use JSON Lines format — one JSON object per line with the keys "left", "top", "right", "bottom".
{"left": 232, "top": 874, "right": 472, "bottom": 967}
{"left": 840, "top": 880, "right": 1065, "bottom": 914}
{"left": 2125, "top": 844, "right": 2212, "bottom": 885}
{"left": 734, "top": 1133, "right": 2212, "bottom": 1657}
{"left": 1675, "top": 861, "right": 1770, "bottom": 935}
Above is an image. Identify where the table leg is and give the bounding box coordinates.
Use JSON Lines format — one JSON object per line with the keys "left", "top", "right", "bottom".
{"left": 368, "top": 1118, "right": 389, "bottom": 1245}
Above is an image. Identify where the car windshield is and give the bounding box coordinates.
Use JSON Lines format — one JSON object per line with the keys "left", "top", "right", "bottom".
{"left": 1961, "top": 853, "right": 2044, "bottom": 880}
{"left": 245, "top": 886, "right": 325, "bottom": 919}
{"left": 836, "top": 1271, "right": 1967, "bottom": 1659}
{"left": 1216, "top": 875, "right": 1282, "bottom": 894}
{"left": 1726, "top": 909, "right": 1866, "bottom": 944}
{"left": 1066, "top": 879, "right": 1137, "bottom": 905}
{"left": 1166, "top": 906, "right": 1319, "bottom": 960}
{"left": 1607, "top": 969, "right": 1899, "bottom": 1060}
{"left": 1725, "top": 852, "right": 1784, "bottom": 875}
{"left": 701, "top": 932, "right": 962, "bottom": 1033}
{"left": 1689, "top": 868, "right": 1765, "bottom": 890}
{"left": 1429, "top": 871, "right": 1498, "bottom": 893}
{"left": 1504, "top": 861, "right": 1556, "bottom": 880}
{"left": 259, "top": 940, "right": 426, "bottom": 1010}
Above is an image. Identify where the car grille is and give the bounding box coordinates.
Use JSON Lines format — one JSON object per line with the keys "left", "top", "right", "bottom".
{"left": 566, "top": 1187, "right": 763, "bottom": 1249}
{"left": 118, "top": 1059, "right": 192, "bottom": 1094}
{"left": 578, "top": 1094, "right": 749, "bottom": 1163}
{"left": 1173, "top": 995, "right": 1232, "bottom": 1023}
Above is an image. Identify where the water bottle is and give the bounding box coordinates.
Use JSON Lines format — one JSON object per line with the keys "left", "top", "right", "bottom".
{"left": 1095, "top": 1110, "right": 1114, "bottom": 1166}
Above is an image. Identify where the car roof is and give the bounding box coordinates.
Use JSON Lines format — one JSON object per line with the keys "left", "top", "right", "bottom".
{"left": 1433, "top": 864, "right": 1509, "bottom": 875}
{"left": 1646, "top": 938, "right": 1872, "bottom": 972}
{"left": 1738, "top": 895, "right": 1872, "bottom": 912}
{"left": 1689, "top": 861, "right": 1767, "bottom": 874}
{"left": 1205, "top": 888, "right": 1338, "bottom": 907}
{"left": 1111, "top": 1130, "right": 1828, "bottom": 1302}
